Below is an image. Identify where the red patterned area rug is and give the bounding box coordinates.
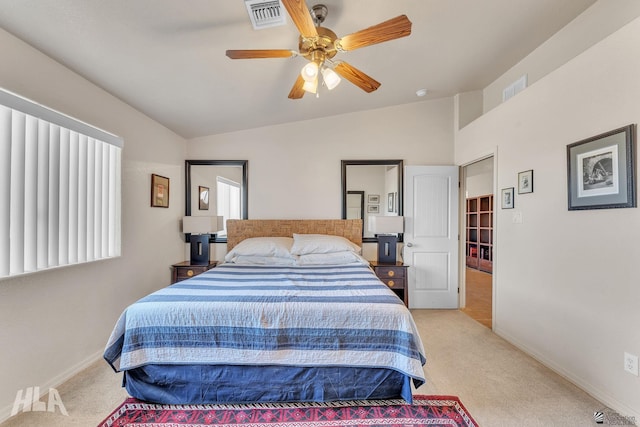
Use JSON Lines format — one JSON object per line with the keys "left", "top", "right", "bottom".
{"left": 97, "top": 395, "right": 478, "bottom": 427}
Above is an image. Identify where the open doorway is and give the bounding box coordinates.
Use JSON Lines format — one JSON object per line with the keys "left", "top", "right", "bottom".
{"left": 461, "top": 157, "right": 493, "bottom": 328}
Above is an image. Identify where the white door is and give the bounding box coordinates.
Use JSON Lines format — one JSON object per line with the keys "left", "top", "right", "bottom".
{"left": 404, "top": 166, "right": 459, "bottom": 309}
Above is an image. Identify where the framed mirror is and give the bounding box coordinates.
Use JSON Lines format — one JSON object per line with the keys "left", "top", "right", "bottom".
{"left": 185, "top": 160, "right": 248, "bottom": 243}
{"left": 341, "top": 160, "right": 403, "bottom": 243}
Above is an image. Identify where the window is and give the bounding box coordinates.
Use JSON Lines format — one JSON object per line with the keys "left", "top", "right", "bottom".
{"left": 216, "top": 177, "right": 241, "bottom": 237}
{"left": 0, "top": 89, "right": 123, "bottom": 279}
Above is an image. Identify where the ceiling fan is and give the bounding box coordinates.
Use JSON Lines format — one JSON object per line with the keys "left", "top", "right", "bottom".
{"left": 226, "top": 0, "right": 412, "bottom": 99}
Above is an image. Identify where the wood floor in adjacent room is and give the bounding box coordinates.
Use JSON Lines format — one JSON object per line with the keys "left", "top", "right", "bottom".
{"left": 0, "top": 311, "right": 606, "bottom": 427}
{"left": 461, "top": 267, "right": 493, "bottom": 329}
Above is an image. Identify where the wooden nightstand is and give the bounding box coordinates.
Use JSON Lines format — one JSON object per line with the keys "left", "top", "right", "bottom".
{"left": 370, "top": 261, "right": 408, "bottom": 307}
{"left": 171, "top": 261, "right": 217, "bottom": 284}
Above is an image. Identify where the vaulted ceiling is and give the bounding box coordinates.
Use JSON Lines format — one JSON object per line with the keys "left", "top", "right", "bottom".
{"left": 0, "top": 0, "right": 596, "bottom": 138}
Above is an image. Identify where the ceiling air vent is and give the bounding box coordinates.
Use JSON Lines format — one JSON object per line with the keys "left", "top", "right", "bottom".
{"left": 244, "top": 0, "right": 286, "bottom": 30}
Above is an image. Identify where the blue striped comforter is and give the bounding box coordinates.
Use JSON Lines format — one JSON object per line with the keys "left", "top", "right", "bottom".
{"left": 104, "top": 263, "right": 426, "bottom": 387}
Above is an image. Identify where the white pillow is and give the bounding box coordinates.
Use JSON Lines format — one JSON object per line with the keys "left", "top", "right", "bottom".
{"left": 228, "top": 255, "right": 296, "bottom": 265}
{"left": 290, "top": 234, "right": 361, "bottom": 255}
{"left": 296, "top": 251, "right": 369, "bottom": 266}
{"left": 224, "top": 237, "right": 294, "bottom": 263}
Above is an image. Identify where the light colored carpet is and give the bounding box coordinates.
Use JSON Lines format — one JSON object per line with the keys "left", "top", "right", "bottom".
{"left": 412, "top": 310, "right": 604, "bottom": 426}
{"left": 1, "top": 310, "right": 605, "bottom": 427}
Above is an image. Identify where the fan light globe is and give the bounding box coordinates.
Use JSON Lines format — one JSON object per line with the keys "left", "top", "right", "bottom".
{"left": 302, "top": 78, "right": 318, "bottom": 94}
{"left": 301, "top": 62, "right": 319, "bottom": 82}
{"left": 321, "top": 67, "right": 341, "bottom": 90}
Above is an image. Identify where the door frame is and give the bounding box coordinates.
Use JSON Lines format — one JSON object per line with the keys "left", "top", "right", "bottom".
{"left": 459, "top": 149, "right": 498, "bottom": 330}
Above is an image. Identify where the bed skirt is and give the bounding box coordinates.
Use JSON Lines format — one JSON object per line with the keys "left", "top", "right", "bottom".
{"left": 124, "top": 364, "right": 414, "bottom": 404}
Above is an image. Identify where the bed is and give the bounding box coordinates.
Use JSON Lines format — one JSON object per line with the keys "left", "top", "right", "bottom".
{"left": 104, "top": 219, "right": 426, "bottom": 404}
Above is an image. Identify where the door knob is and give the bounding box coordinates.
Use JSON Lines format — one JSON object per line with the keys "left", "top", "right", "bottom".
{"left": 406, "top": 242, "right": 414, "bottom": 247}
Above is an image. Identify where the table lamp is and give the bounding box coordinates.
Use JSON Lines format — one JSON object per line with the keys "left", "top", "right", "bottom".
{"left": 369, "top": 216, "right": 404, "bottom": 264}
{"left": 182, "top": 216, "right": 224, "bottom": 265}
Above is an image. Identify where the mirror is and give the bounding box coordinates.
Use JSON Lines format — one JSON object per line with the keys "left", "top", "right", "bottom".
{"left": 341, "top": 160, "right": 403, "bottom": 243}
{"left": 346, "top": 191, "right": 365, "bottom": 220}
{"left": 185, "top": 160, "right": 248, "bottom": 243}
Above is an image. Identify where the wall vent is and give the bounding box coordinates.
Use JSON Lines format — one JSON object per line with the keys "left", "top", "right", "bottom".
{"left": 244, "top": 0, "right": 286, "bottom": 30}
{"left": 502, "top": 74, "right": 528, "bottom": 102}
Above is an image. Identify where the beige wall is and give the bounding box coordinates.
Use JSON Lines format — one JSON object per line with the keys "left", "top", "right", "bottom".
{"left": 483, "top": 0, "right": 640, "bottom": 114}
{"left": 456, "top": 16, "right": 640, "bottom": 419}
{"left": 0, "top": 28, "right": 186, "bottom": 421}
{"left": 187, "top": 98, "right": 455, "bottom": 260}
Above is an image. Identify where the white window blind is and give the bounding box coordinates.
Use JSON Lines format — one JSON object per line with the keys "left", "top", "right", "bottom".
{"left": 0, "top": 89, "right": 123, "bottom": 279}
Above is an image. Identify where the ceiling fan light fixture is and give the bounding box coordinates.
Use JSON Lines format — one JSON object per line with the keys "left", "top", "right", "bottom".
{"left": 321, "top": 66, "right": 341, "bottom": 90}
{"left": 228, "top": 1, "right": 412, "bottom": 99}
{"left": 302, "top": 77, "right": 318, "bottom": 93}
{"left": 301, "top": 61, "right": 319, "bottom": 82}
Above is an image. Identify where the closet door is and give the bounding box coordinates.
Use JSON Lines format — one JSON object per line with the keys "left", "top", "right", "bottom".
{"left": 404, "top": 165, "right": 459, "bottom": 309}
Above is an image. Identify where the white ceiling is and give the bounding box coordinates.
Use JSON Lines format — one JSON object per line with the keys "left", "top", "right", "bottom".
{"left": 0, "top": 0, "right": 596, "bottom": 139}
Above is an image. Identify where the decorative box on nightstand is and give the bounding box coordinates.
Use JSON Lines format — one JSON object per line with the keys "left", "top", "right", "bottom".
{"left": 171, "top": 261, "right": 217, "bottom": 284}
{"left": 370, "top": 261, "right": 408, "bottom": 307}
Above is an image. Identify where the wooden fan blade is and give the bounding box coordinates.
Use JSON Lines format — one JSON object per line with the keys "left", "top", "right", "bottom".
{"left": 226, "top": 49, "right": 296, "bottom": 59}
{"left": 334, "top": 62, "right": 380, "bottom": 93}
{"left": 282, "top": 0, "right": 318, "bottom": 39}
{"left": 288, "top": 74, "right": 306, "bottom": 99}
{"left": 337, "top": 15, "right": 412, "bottom": 51}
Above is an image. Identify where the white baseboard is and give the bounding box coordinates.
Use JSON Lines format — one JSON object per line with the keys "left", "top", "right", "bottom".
{"left": 0, "top": 350, "right": 104, "bottom": 424}
{"left": 495, "top": 326, "right": 640, "bottom": 422}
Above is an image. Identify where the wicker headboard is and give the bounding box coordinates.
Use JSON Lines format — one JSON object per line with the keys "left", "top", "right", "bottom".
{"left": 226, "top": 219, "right": 363, "bottom": 250}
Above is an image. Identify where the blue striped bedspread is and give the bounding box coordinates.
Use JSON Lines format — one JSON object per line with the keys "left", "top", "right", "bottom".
{"left": 104, "top": 263, "right": 426, "bottom": 387}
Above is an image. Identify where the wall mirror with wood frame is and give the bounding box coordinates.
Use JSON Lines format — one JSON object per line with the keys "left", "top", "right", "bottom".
{"left": 341, "top": 160, "right": 403, "bottom": 243}
{"left": 185, "top": 160, "right": 248, "bottom": 243}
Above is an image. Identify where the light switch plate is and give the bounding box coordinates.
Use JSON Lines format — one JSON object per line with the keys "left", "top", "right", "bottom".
{"left": 512, "top": 211, "right": 523, "bottom": 223}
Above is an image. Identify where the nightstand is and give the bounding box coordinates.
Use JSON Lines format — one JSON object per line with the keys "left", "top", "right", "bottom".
{"left": 171, "top": 261, "right": 217, "bottom": 284}
{"left": 370, "top": 261, "right": 408, "bottom": 307}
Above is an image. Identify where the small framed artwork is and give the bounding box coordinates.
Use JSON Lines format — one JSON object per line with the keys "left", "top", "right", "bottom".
{"left": 567, "top": 124, "right": 636, "bottom": 210}
{"left": 518, "top": 170, "right": 534, "bottom": 194}
{"left": 198, "top": 186, "right": 209, "bottom": 210}
{"left": 501, "top": 187, "right": 514, "bottom": 209}
{"left": 387, "top": 193, "right": 395, "bottom": 212}
{"left": 368, "top": 194, "right": 380, "bottom": 204}
{"left": 368, "top": 204, "right": 380, "bottom": 213}
{"left": 151, "top": 174, "right": 170, "bottom": 208}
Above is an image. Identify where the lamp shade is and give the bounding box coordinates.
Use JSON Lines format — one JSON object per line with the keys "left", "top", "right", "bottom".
{"left": 182, "top": 216, "right": 224, "bottom": 234}
{"left": 302, "top": 78, "right": 318, "bottom": 94}
{"left": 369, "top": 216, "right": 404, "bottom": 234}
{"left": 301, "top": 61, "right": 319, "bottom": 82}
{"left": 321, "top": 67, "right": 341, "bottom": 90}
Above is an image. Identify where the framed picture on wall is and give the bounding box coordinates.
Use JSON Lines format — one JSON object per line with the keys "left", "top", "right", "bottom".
{"left": 387, "top": 193, "right": 395, "bottom": 212}
{"left": 567, "top": 124, "right": 636, "bottom": 210}
{"left": 368, "top": 194, "right": 380, "bottom": 204}
{"left": 198, "top": 186, "right": 209, "bottom": 210}
{"left": 501, "top": 187, "right": 514, "bottom": 209}
{"left": 368, "top": 204, "right": 380, "bottom": 213}
{"left": 151, "top": 174, "right": 170, "bottom": 208}
{"left": 518, "top": 170, "right": 533, "bottom": 194}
